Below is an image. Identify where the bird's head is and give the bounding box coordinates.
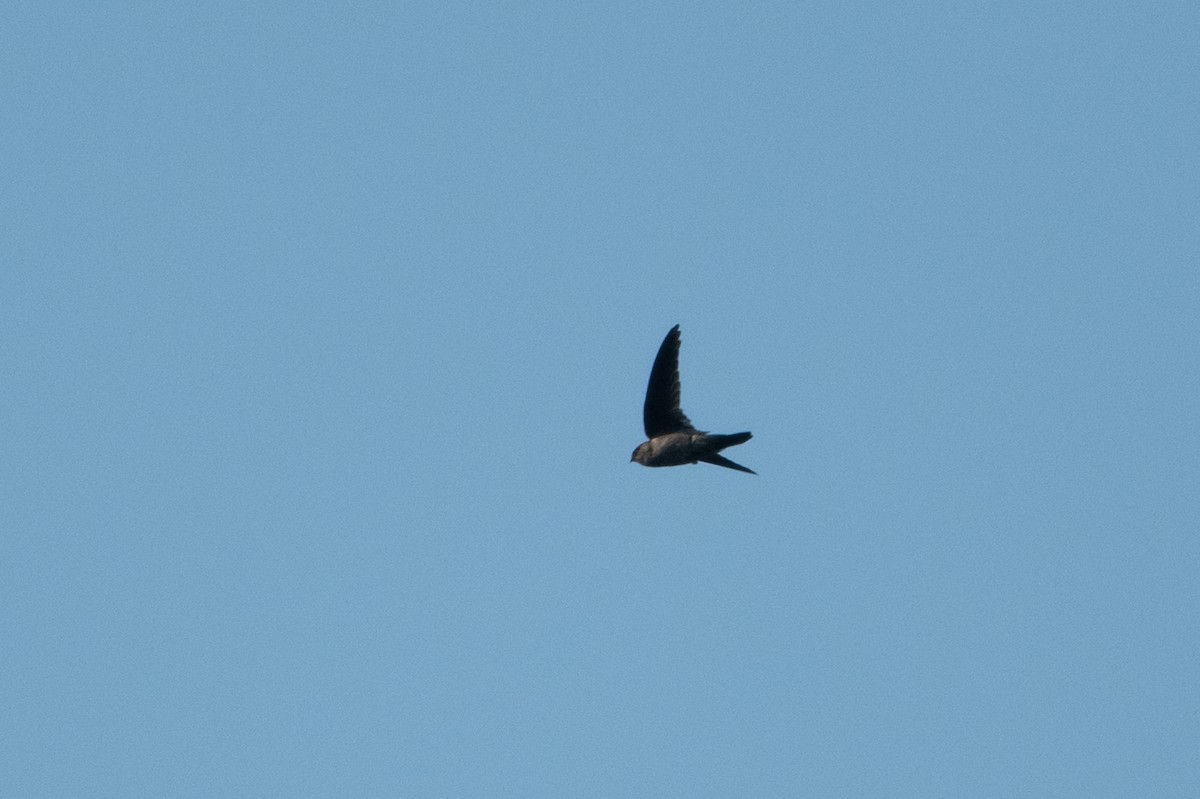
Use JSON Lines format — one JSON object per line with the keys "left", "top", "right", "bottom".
{"left": 631, "top": 441, "right": 650, "bottom": 465}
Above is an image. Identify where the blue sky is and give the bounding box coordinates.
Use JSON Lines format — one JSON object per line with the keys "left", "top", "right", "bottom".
{"left": 3, "top": 2, "right": 1197, "bottom": 796}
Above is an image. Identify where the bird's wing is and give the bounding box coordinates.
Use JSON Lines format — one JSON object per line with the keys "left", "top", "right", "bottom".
{"left": 643, "top": 324, "right": 695, "bottom": 437}
{"left": 697, "top": 453, "right": 757, "bottom": 474}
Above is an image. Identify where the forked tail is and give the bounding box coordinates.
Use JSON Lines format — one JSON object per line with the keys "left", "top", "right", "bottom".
{"left": 711, "top": 431, "right": 752, "bottom": 451}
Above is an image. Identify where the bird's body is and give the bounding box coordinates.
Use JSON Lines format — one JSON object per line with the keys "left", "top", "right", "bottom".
{"left": 631, "top": 325, "right": 755, "bottom": 475}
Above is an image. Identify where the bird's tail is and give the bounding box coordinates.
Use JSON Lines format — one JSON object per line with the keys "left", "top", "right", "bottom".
{"left": 710, "top": 432, "right": 752, "bottom": 451}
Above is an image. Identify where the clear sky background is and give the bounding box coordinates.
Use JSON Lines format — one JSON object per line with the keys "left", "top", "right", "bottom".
{"left": 3, "top": 2, "right": 1197, "bottom": 796}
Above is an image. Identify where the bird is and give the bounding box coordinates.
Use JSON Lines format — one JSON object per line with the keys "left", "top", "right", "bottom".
{"left": 630, "top": 324, "right": 756, "bottom": 475}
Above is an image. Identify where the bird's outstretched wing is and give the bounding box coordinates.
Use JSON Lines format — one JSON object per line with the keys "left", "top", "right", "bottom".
{"left": 643, "top": 324, "right": 695, "bottom": 437}
{"left": 697, "top": 453, "right": 757, "bottom": 475}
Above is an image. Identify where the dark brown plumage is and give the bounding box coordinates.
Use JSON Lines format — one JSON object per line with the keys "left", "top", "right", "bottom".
{"left": 631, "top": 325, "right": 755, "bottom": 475}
